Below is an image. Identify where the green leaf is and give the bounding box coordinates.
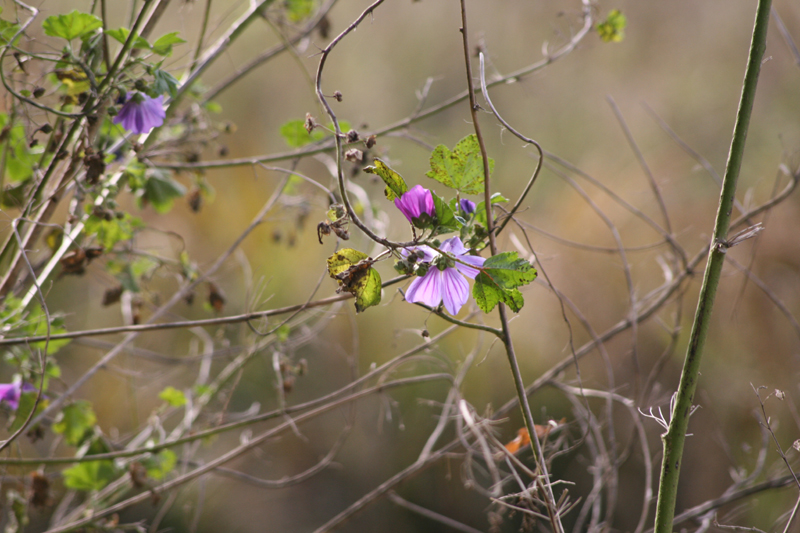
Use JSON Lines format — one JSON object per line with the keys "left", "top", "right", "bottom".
{"left": 42, "top": 10, "right": 102, "bottom": 40}
{"left": 474, "top": 192, "right": 509, "bottom": 227}
{"left": 84, "top": 212, "right": 143, "bottom": 249}
{"left": 0, "top": 18, "right": 21, "bottom": 45}
{"left": 276, "top": 325, "right": 291, "bottom": 342}
{"left": 151, "top": 32, "right": 186, "bottom": 56}
{"left": 472, "top": 252, "right": 537, "bottom": 313}
{"left": 431, "top": 192, "right": 460, "bottom": 235}
{"left": 53, "top": 400, "right": 96, "bottom": 447}
{"left": 597, "top": 9, "right": 626, "bottom": 43}
{"left": 363, "top": 158, "right": 409, "bottom": 201}
{"left": 159, "top": 386, "right": 186, "bottom": 407}
{"left": 25, "top": 304, "right": 71, "bottom": 353}
{"left": 327, "top": 249, "right": 382, "bottom": 312}
{"left": 286, "top": 0, "right": 316, "bottom": 22}
{"left": 426, "top": 134, "right": 493, "bottom": 195}
{"left": 0, "top": 113, "right": 36, "bottom": 183}
{"left": 8, "top": 390, "right": 47, "bottom": 433}
{"left": 142, "top": 171, "right": 187, "bottom": 213}
{"left": 62, "top": 460, "right": 116, "bottom": 491}
{"left": 105, "top": 27, "right": 150, "bottom": 49}
{"left": 144, "top": 449, "right": 176, "bottom": 480}
{"left": 204, "top": 101, "right": 222, "bottom": 114}
{"left": 279, "top": 119, "right": 325, "bottom": 148}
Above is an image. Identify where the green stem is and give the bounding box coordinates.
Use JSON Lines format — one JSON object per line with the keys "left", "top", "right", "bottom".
{"left": 459, "top": 2, "right": 562, "bottom": 531}
{"left": 653, "top": 0, "right": 772, "bottom": 530}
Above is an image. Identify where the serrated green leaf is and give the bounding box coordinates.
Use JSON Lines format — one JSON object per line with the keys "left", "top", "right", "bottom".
{"left": 597, "top": 9, "right": 626, "bottom": 43}
{"left": 142, "top": 171, "right": 186, "bottom": 213}
{"left": 62, "top": 460, "right": 116, "bottom": 491}
{"left": 153, "top": 68, "right": 179, "bottom": 97}
{"left": 53, "top": 400, "right": 96, "bottom": 447}
{"left": 363, "top": 158, "right": 408, "bottom": 201}
{"left": 279, "top": 119, "right": 325, "bottom": 148}
{"left": 105, "top": 27, "right": 150, "bottom": 49}
{"left": 151, "top": 32, "right": 185, "bottom": 56}
{"left": 327, "top": 249, "right": 381, "bottom": 312}
{"left": 431, "top": 192, "right": 460, "bottom": 236}
{"left": 159, "top": 386, "right": 186, "bottom": 407}
{"left": 426, "top": 134, "right": 492, "bottom": 195}
{"left": 472, "top": 252, "right": 537, "bottom": 313}
{"left": 43, "top": 10, "right": 102, "bottom": 40}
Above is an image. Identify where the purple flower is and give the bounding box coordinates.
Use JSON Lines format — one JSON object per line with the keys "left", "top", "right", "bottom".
{"left": 459, "top": 198, "right": 476, "bottom": 215}
{"left": 404, "top": 237, "right": 486, "bottom": 315}
{"left": 113, "top": 93, "right": 165, "bottom": 134}
{"left": 0, "top": 382, "right": 36, "bottom": 410}
{"left": 395, "top": 185, "right": 435, "bottom": 228}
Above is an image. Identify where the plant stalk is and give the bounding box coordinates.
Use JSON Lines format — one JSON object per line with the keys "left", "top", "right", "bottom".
{"left": 653, "top": 0, "right": 772, "bottom": 530}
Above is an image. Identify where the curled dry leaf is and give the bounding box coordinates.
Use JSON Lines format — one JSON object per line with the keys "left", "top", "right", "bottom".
{"left": 505, "top": 419, "right": 566, "bottom": 454}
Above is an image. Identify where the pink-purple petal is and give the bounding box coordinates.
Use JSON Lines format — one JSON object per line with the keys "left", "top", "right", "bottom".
{"left": 394, "top": 185, "right": 435, "bottom": 224}
{"left": 405, "top": 268, "right": 442, "bottom": 308}
{"left": 114, "top": 94, "right": 165, "bottom": 134}
{"left": 441, "top": 236, "right": 467, "bottom": 256}
{"left": 441, "top": 267, "right": 469, "bottom": 315}
{"left": 454, "top": 255, "right": 485, "bottom": 279}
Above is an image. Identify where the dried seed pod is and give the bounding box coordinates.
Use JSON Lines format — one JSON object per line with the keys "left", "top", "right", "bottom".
{"left": 344, "top": 148, "right": 363, "bottom": 163}
{"left": 103, "top": 286, "right": 124, "bottom": 306}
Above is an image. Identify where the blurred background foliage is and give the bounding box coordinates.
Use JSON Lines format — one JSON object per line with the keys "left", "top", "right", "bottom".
{"left": 2, "top": 0, "right": 800, "bottom": 531}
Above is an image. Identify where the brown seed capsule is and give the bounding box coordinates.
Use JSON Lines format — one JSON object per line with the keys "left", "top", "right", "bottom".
{"left": 344, "top": 149, "right": 363, "bottom": 163}
{"left": 188, "top": 188, "right": 203, "bottom": 213}
{"left": 84, "top": 151, "right": 106, "bottom": 185}
{"left": 129, "top": 462, "right": 148, "bottom": 489}
{"left": 29, "top": 471, "right": 50, "bottom": 507}
{"left": 333, "top": 90, "right": 343, "bottom": 102}
{"left": 365, "top": 135, "right": 377, "bottom": 149}
{"left": 103, "top": 286, "right": 124, "bottom": 306}
{"left": 346, "top": 129, "right": 359, "bottom": 143}
{"left": 318, "top": 15, "right": 331, "bottom": 39}
{"left": 84, "top": 246, "right": 104, "bottom": 260}
{"left": 208, "top": 283, "right": 225, "bottom": 312}
{"left": 60, "top": 249, "right": 87, "bottom": 275}
{"left": 33, "top": 86, "right": 45, "bottom": 98}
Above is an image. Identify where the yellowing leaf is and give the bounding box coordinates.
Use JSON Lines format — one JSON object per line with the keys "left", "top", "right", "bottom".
{"left": 327, "top": 249, "right": 381, "bottom": 312}
{"left": 363, "top": 158, "right": 408, "bottom": 201}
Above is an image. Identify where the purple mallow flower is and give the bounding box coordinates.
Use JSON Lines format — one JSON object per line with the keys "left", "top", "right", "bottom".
{"left": 0, "top": 382, "right": 36, "bottom": 410}
{"left": 395, "top": 185, "right": 435, "bottom": 228}
{"left": 113, "top": 93, "right": 166, "bottom": 134}
{"left": 404, "top": 236, "right": 486, "bottom": 315}
{"left": 459, "top": 198, "right": 476, "bottom": 215}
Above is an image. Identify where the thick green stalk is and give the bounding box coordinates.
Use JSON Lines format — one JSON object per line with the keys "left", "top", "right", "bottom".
{"left": 653, "top": 0, "right": 772, "bottom": 530}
